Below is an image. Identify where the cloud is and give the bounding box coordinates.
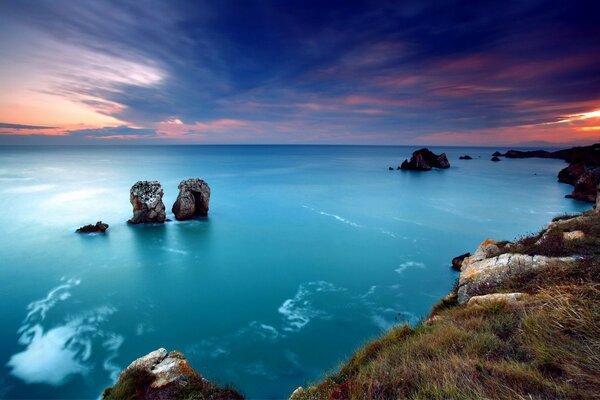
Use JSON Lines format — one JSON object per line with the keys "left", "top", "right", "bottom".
{"left": 0, "top": 0, "right": 598, "bottom": 144}
{"left": 66, "top": 125, "right": 158, "bottom": 139}
{"left": 0, "top": 122, "right": 57, "bottom": 130}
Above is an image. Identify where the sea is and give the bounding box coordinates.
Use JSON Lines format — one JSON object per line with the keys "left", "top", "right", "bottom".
{"left": 0, "top": 145, "right": 590, "bottom": 399}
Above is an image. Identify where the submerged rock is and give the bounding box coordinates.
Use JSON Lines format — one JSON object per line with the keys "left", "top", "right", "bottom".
{"left": 172, "top": 178, "right": 211, "bottom": 220}
{"left": 388, "top": 166, "right": 394, "bottom": 170}
{"left": 76, "top": 221, "right": 108, "bottom": 233}
{"left": 128, "top": 181, "right": 166, "bottom": 224}
{"left": 102, "top": 348, "right": 242, "bottom": 400}
{"left": 491, "top": 156, "right": 501, "bottom": 162}
{"left": 399, "top": 148, "right": 450, "bottom": 171}
{"left": 459, "top": 155, "right": 473, "bottom": 160}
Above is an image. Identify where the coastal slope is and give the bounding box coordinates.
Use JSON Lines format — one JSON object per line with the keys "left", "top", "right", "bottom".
{"left": 291, "top": 209, "right": 600, "bottom": 399}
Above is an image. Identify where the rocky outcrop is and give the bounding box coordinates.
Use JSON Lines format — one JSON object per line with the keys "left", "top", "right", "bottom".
{"left": 459, "top": 155, "right": 473, "bottom": 160}
{"left": 451, "top": 252, "right": 470, "bottom": 271}
{"left": 172, "top": 178, "right": 211, "bottom": 220}
{"left": 565, "top": 168, "right": 600, "bottom": 203}
{"left": 456, "top": 239, "right": 578, "bottom": 304}
{"left": 128, "top": 181, "right": 166, "bottom": 224}
{"left": 492, "top": 151, "right": 502, "bottom": 157}
{"left": 102, "top": 348, "right": 242, "bottom": 400}
{"left": 558, "top": 162, "right": 587, "bottom": 186}
{"left": 399, "top": 148, "right": 450, "bottom": 171}
{"left": 76, "top": 221, "right": 108, "bottom": 233}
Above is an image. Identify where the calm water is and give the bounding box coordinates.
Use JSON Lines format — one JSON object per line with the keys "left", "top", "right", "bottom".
{"left": 0, "top": 145, "right": 590, "bottom": 399}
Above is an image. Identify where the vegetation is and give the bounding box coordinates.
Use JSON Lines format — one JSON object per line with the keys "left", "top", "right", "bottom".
{"left": 102, "top": 366, "right": 243, "bottom": 400}
{"left": 295, "top": 212, "right": 600, "bottom": 399}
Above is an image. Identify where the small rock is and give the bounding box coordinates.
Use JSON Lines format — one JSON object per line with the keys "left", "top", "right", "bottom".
{"left": 290, "top": 386, "right": 305, "bottom": 399}
{"left": 76, "top": 221, "right": 108, "bottom": 233}
{"left": 563, "top": 230, "right": 585, "bottom": 241}
{"left": 491, "top": 156, "right": 501, "bottom": 162}
{"left": 467, "top": 292, "right": 525, "bottom": 306}
{"left": 388, "top": 166, "right": 394, "bottom": 170}
{"left": 459, "top": 155, "right": 473, "bottom": 160}
{"left": 492, "top": 151, "right": 502, "bottom": 157}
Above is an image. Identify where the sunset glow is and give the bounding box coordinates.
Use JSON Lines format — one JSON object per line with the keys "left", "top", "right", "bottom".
{"left": 0, "top": 1, "right": 598, "bottom": 145}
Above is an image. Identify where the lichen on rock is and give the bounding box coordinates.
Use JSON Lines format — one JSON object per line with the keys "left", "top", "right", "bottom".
{"left": 128, "top": 181, "right": 166, "bottom": 224}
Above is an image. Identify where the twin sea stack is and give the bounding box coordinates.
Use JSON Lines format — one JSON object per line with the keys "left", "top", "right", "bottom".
{"left": 128, "top": 178, "right": 211, "bottom": 224}
{"left": 400, "top": 148, "right": 450, "bottom": 171}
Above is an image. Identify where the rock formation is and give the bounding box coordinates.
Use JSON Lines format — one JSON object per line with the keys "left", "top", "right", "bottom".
{"left": 76, "top": 221, "right": 108, "bottom": 233}
{"left": 128, "top": 181, "right": 166, "bottom": 224}
{"left": 399, "top": 148, "right": 450, "bottom": 171}
{"left": 564, "top": 168, "right": 600, "bottom": 203}
{"left": 172, "top": 178, "right": 211, "bottom": 220}
{"left": 459, "top": 155, "right": 472, "bottom": 160}
{"left": 451, "top": 252, "right": 470, "bottom": 271}
{"left": 491, "top": 156, "right": 501, "bottom": 162}
{"left": 102, "top": 348, "right": 242, "bottom": 400}
{"left": 492, "top": 151, "right": 502, "bottom": 157}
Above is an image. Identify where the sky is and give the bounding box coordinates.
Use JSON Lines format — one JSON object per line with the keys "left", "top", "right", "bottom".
{"left": 0, "top": 0, "right": 599, "bottom": 145}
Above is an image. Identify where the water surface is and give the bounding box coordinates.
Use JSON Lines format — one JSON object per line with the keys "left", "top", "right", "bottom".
{"left": 0, "top": 145, "right": 590, "bottom": 398}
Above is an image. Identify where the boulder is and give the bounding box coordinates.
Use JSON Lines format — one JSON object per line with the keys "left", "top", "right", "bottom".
{"left": 388, "top": 166, "right": 394, "bottom": 171}
{"left": 451, "top": 252, "right": 470, "bottom": 271}
{"left": 128, "top": 181, "right": 166, "bottom": 224}
{"left": 172, "top": 178, "right": 211, "bottom": 220}
{"left": 102, "top": 348, "right": 242, "bottom": 400}
{"left": 76, "top": 221, "right": 109, "bottom": 233}
{"left": 399, "top": 148, "right": 450, "bottom": 171}
{"left": 467, "top": 292, "right": 525, "bottom": 307}
{"left": 459, "top": 155, "right": 473, "bottom": 160}
{"left": 491, "top": 156, "right": 501, "bottom": 162}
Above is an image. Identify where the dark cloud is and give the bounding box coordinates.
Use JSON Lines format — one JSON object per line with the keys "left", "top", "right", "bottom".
{"left": 66, "top": 126, "right": 158, "bottom": 138}
{"left": 0, "top": 122, "right": 57, "bottom": 130}
{"left": 0, "top": 0, "right": 599, "bottom": 143}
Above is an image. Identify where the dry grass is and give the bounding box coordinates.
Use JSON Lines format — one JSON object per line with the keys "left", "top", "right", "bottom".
{"left": 300, "top": 283, "right": 600, "bottom": 400}
{"left": 297, "top": 213, "right": 600, "bottom": 400}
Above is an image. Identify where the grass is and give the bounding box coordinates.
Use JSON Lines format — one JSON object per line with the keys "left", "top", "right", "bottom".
{"left": 102, "top": 363, "right": 243, "bottom": 400}
{"left": 295, "top": 212, "right": 600, "bottom": 400}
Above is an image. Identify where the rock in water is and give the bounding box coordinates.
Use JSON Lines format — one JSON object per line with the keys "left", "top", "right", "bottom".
{"left": 491, "top": 156, "right": 501, "bottom": 162}
{"left": 172, "top": 178, "right": 211, "bottom": 220}
{"left": 492, "top": 151, "right": 502, "bottom": 157}
{"left": 102, "top": 348, "right": 243, "bottom": 400}
{"left": 459, "top": 155, "right": 473, "bottom": 160}
{"left": 76, "top": 221, "right": 108, "bottom": 233}
{"left": 128, "top": 181, "right": 166, "bottom": 224}
{"left": 399, "top": 148, "right": 450, "bottom": 171}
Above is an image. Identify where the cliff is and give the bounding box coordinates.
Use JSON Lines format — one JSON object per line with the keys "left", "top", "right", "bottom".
{"left": 290, "top": 208, "right": 600, "bottom": 399}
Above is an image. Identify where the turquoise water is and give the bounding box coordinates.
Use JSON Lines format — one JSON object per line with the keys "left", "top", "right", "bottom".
{"left": 0, "top": 145, "right": 590, "bottom": 399}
